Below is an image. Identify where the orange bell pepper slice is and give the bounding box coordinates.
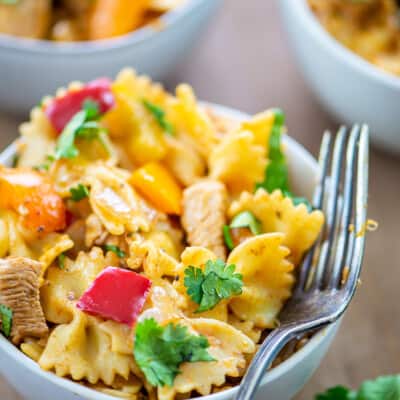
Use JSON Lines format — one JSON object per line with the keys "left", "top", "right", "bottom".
{"left": 88, "top": 0, "right": 148, "bottom": 40}
{"left": 0, "top": 167, "right": 66, "bottom": 234}
{"left": 129, "top": 162, "right": 182, "bottom": 215}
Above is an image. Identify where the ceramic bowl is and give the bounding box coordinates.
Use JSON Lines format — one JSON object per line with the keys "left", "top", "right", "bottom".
{"left": 0, "top": 0, "right": 222, "bottom": 115}
{"left": 279, "top": 0, "right": 400, "bottom": 153}
{"left": 0, "top": 103, "right": 339, "bottom": 400}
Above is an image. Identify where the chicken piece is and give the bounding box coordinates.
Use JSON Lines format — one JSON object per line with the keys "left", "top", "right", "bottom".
{"left": 182, "top": 180, "right": 227, "bottom": 260}
{"left": 0, "top": 257, "right": 48, "bottom": 344}
{"left": 0, "top": 0, "right": 51, "bottom": 39}
{"left": 60, "top": 0, "right": 93, "bottom": 15}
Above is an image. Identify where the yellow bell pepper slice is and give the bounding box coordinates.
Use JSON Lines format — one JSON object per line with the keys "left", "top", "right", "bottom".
{"left": 129, "top": 162, "right": 182, "bottom": 215}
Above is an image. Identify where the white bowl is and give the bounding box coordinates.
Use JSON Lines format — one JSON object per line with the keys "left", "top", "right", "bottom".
{"left": 0, "top": 103, "right": 339, "bottom": 400}
{"left": 279, "top": 0, "right": 400, "bottom": 153}
{"left": 0, "top": 0, "right": 222, "bottom": 115}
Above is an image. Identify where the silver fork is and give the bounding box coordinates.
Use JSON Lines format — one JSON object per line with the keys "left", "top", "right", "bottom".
{"left": 235, "top": 125, "right": 369, "bottom": 400}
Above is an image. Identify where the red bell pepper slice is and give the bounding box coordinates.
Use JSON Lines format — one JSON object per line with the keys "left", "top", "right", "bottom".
{"left": 45, "top": 78, "right": 115, "bottom": 133}
{"left": 77, "top": 267, "right": 152, "bottom": 326}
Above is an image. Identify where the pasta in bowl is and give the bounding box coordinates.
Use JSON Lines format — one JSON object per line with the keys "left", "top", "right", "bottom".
{"left": 0, "top": 70, "right": 337, "bottom": 400}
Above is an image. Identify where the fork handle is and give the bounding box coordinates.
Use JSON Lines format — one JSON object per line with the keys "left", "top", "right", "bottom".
{"left": 235, "top": 328, "right": 299, "bottom": 400}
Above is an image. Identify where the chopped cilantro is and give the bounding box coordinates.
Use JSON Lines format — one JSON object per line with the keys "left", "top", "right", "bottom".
{"left": 54, "top": 104, "right": 109, "bottom": 160}
{"left": 184, "top": 259, "right": 243, "bottom": 312}
{"left": 134, "top": 318, "right": 214, "bottom": 387}
{"left": 230, "top": 211, "right": 262, "bottom": 235}
{"left": 11, "top": 154, "right": 19, "bottom": 168}
{"left": 57, "top": 253, "right": 66, "bottom": 269}
{"left": 256, "top": 109, "right": 313, "bottom": 210}
{"left": 143, "top": 99, "right": 174, "bottom": 135}
{"left": 33, "top": 163, "right": 50, "bottom": 172}
{"left": 223, "top": 225, "right": 235, "bottom": 251}
{"left": 315, "top": 375, "right": 400, "bottom": 400}
{"left": 0, "top": 304, "right": 13, "bottom": 338}
{"left": 69, "top": 184, "right": 89, "bottom": 202}
{"left": 103, "top": 244, "right": 126, "bottom": 258}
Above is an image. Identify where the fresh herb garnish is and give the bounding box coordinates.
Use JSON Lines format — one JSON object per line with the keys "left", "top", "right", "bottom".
{"left": 103, "top": 244, "right": 126, "bottom": 258}
{"left": 54, "top": 102, "right": 109, "bottom": 160}
{"left": 315, "top": 375, "right": 400, "bottom": 400}
{"left": 143, "top": 99, "right": 174, "bottom": 135}
{"left": 33, "top": 163, "right": 50, "bottom": 172}
{"left": 11, "top": 154, "right": 19, "bottom": 168}
{"left": 256, "top": 109, "right": 312, "bottom": 210}
{"left": 0, "top": 304, "right": 13, "bottom": 338}
{"left": 0, "top": 0, "right": 18, "bottom": 4}
{"left": 69, "top": 183, "right": 89, "bottom": 202}
{"left": 134, "top": 318, "right": 214, "bottom": 387}
{"left": 184, "top": 259, "right": 243, "bottom": 312}
{"left": 57, "top": 253, "right": 66, "bottom": 269}
{"left": 230, "top": 211, "right": 262, "bottom": 235}
{"left": 223, "top": 225, "right": 235, "bottom": 251}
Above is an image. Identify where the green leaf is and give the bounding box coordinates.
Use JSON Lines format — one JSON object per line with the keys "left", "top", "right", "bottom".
{"left": 83, "top": 99, "right": 101, "bottom": 120}
{"left": 143, "top": 99, "right": 174, "bottom": 135}
{"left": 0, "top": 304, "right": 13, "bottom": 338}
{"left": 184, "top": 259, "right": 243, "bottom": 312}
{"left": 54, "top": 105, "right": 110, "bottom": 161}
{"left": 255, "top": 109, "right": 313, "bottom": 210}
{"left": 357, "top": 375, "right": 400, "bottom": 400}
{"left": 69, "top": 184, "right": 89, "bottom": 202}
{"left": 0, "top": 0, "right": 18, "bottom": 4}
{"left": 103, "top": 244, "right": 126, "bottom": 258}
{"left": 316, "top": 386, "right": 354, "bottom": 400}
{"left": 11, "top": 154, "right": 19, "bottom": 168}
{"left": 134, "top": 318, "right": 214, "bottom": 387}
{"left": 55, "top": 110, "right": 87, "bottom": 160}
{"left": 57, "top": 253, "right": 66, "bottom": 269}
{"left": 230, "top": 211, "right": 262, "bottom": 235}
{"left": 223, "top": 225, "right": 234, "bottom": 251}
{"left": 33, "top": 163, "right": 50, "bottom": 172}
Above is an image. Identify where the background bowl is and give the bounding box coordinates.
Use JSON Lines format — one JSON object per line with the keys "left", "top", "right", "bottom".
{"left": 0, "top": 103, "right": 339, "bottom": 400}
{"left": 279, "top": 0, "right": 400, "bottom": 154}
{"left": 0, "top": 0, "right": 221, "bottom": 115}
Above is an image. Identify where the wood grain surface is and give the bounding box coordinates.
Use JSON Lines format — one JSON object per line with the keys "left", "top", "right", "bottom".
{"left": 0, "top": 1, "right": 397, "bottom": 399}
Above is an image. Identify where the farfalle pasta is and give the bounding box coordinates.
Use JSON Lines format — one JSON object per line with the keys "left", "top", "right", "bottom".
{"left": 0, "top": 69, "right": 324, "bottom": 399}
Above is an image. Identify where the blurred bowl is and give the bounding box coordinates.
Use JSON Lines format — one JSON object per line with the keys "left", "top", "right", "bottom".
{"left": 0, "top": 0, "right": 222, "bottom": 115}
{"left": 279, "top": 0, "right": 400, "bottom": 153}
{"left": 0, "top": 102, "right": 340, "bottom": 400}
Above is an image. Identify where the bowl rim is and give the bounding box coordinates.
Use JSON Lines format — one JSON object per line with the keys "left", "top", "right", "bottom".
{"left": 0, "top": 102, "right": 337, "bottom": 400}
{"left": 0, "top": 0, "right": 211, "bottom": 55}
{"left": 290, "top": 0, "right": 400, "bottom": 88}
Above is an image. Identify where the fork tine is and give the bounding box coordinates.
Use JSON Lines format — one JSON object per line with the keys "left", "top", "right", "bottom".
{"left": 328, "top": 125, "right": 361, "bottom": 288}
{"left": 310, "top": 126, "right": 347, "bottom": 290}
{"left": 345, "top": 125, "right": 369, "bottom": 293}
{"left": 296, "top": 131, "right": 332, "bottom": 292}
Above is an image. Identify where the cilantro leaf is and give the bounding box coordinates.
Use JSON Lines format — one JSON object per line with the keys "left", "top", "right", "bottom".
{"left": 83, "top": 99, "right": 101, "bottom": 120}
{"left": 0, "top": 304, "right": 13, "bottom": 338}
{"left": 69, "top": 184, "right": 89, "bottom": 202}
{"left": 223, "top": 225, "right": 235, "bottom": 251}
{"left": 54, "top": 104, "right": 110, "bottom": 160}
{"left": 256, "top": 108, "right": 289, "bottom": 193}
{"left": 184, "top": 259, "right": 243, "bottom": 312}
{"left": 316, "top": 386, "right": 355, "bottom": 400}
{"left": 143, "top": 99, "right": 174, "bottom": 135}
{"left": 255, "top": 109, "right": 313, "bottom": 210}
{"left": 230, "top": 210, "right": 262, "bottom": 235}
{"left": 57, "top": 253, "right": 66, "bottom": 269}
{"left": 357, "top": 375, "right": 400, "bottom": 400}
{"left": 134, "top": 318, "right": 214, "bottom": 387}
{"left": 103, "top": 244, "right": 126, "bottom": 258}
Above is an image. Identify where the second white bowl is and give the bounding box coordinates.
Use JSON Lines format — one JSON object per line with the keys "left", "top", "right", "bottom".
{"left": 279, "top": 0, "right": 400, "bottom": 153}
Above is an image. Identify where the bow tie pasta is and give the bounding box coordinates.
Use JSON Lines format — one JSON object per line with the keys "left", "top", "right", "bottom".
{"left": 0, "top": 70, "right": 324, "bottom": 400}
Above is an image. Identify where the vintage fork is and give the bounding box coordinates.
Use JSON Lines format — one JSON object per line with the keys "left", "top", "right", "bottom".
{"left": 235, "top": 125, "right": 369, "bottom": 400}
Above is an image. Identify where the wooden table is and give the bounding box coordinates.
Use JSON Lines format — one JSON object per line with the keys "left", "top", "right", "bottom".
{"left": 0, "top": 1, "right": 398, "bottom": 399}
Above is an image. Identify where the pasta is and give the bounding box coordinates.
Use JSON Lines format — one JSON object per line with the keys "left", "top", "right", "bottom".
{"left": 0, "top": 69, "right": 325, "bottom": 399}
